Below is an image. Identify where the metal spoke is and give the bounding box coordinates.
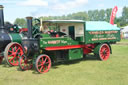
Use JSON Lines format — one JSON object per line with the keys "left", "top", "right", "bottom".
{"left": 16, "top": 47, "right": 20, "bottom": 52}
{"left": 9, "top": 57, "right": 15, "bottom": 62}
{"left": 43, "top": 58, "right": 47, "bottom": 64}
{"left": 38, "top": 64, "right": 42, "bottom": 67}
{"left": 39, "top": 66, "right": 43, "bottom": 72}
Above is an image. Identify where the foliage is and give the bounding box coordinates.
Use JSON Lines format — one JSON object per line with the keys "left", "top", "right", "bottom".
{"left": 121, "top": 6, "right": 128, "bottom": 26}
{"left": 14, "top": 18, "right": 27, "bottom": 28}
{"left": 13, "top": 6, "right": 128, "bottom": 28}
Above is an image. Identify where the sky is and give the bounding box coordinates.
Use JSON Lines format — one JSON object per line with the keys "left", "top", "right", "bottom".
{"left": 0, "top": 0, "right": 128, "bottom": 23}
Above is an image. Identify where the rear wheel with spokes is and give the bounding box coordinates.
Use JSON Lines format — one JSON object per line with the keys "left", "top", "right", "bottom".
{"left": 0, "top": 57, "right": 3, "bottom": 64}
{"left": 95, "top": 44, "right": 110, "bottom": 61}
{"left": 0, "top": 50, "right": 3, "bottom": 64}
{"left": 99, "top": 44, "right": 110, "bottom": 60}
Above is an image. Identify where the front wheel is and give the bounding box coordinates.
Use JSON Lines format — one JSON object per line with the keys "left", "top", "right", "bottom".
{"left": 94, "top": 44, "right": 110, "bottom": 61}
{"left": 35, "top": 54, "right": 51, "bottom": 73}
{"left": 19, "top": 55, "right": 33, "bottom": 71}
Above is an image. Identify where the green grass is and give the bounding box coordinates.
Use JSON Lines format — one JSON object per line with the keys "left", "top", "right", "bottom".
{"left": 120, "top": 39, "right": 128, "bottom": 43}
{"left": 0, "top": 42, "right": 128, "bottom": 85}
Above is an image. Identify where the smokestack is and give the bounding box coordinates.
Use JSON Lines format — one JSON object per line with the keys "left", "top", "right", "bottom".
{"left": 26, "top": 17, "right": 33, "bottom": 38}
{"left": 0, "top": 5, "right": 4, "bottom": 29}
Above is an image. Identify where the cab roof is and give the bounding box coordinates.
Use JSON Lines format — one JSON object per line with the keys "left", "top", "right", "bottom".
{"left": 43, "top": 20, "right": 85, "bottom": 23}
{"left": 43, "top": 20, "right": 120, "bottom": 31}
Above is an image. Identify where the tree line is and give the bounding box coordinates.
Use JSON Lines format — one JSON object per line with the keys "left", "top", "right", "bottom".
{"left": 14, "top": 6, "right": 128, "bottom": 28}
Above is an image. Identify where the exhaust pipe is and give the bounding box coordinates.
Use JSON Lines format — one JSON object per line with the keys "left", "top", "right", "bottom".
{"left": 26, "top": 17, "right": 33, "bottom": 38}
{"left": 0, "top": 5, "right": 4, "bottom": 30}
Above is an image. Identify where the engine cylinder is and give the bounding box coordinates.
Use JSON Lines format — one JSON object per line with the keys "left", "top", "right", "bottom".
{"left": 0, "top": 33, "right": 11, "bottom": 50}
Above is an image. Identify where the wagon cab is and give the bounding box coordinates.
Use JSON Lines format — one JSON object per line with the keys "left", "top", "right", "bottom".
{"left": 40, "top": 20, "right": 120, "bottom": 46}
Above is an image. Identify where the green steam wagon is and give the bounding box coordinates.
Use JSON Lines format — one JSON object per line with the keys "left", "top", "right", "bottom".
{"left": 8, "top": 17, "right": 120, "bottom": 73}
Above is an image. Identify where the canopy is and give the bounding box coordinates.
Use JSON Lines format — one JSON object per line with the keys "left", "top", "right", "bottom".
{"left": 122, "top": 26, "right": 128, "bottom": 32}
{"left": 43, "top": 20, "right": 120, "bottom": 31}
{"left": 86, "top": 21, "right": 120, "bottom": 31}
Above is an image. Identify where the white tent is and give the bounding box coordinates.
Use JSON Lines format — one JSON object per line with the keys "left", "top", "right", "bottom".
{"left": 122, "top": 26, "right": 128, "bottom": 38}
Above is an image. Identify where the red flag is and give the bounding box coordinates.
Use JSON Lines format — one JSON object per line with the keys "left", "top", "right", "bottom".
{"left": 110, "top": 6, "right": 118, "bottom": 25}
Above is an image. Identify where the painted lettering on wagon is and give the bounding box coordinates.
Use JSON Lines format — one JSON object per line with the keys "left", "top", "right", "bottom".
{"left": 92, "top": 37, "right": 116, "bottom": 41}
{"left": 89, "top": 31, "right": 118, "bottom": 41}
{"left": 89, "top": 31, "right": 118, "bottom": 35}
{"left": 48, "top": 40, "right": 60, "bottom": 44}
{"left": 43, "top": 40, "right": 68, "bottom": 44}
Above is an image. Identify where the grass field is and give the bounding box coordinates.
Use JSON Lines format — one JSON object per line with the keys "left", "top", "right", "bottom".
{"left": 118, "top": 39, "right": 128, "bottom": 43}
{"left": 0, "top": 39, "right": 128, "bottom": 85}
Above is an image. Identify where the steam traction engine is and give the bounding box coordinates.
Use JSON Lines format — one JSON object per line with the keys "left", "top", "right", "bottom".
{"left": 0, "top": 5, "right": 26, "bottom": 65}
{"left": 8, "top": 16, "right": 120, "bottom": 73}
{"left": 0, "top": 5, "right": 39, "bottom": 66}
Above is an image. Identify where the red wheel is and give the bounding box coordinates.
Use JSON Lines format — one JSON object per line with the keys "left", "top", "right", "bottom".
{"left": 99, "top": 44, "right": 110, "bottom": 61}
{"left": 4, "top": 42, "right": 23, "bottom": 66}
{"left": 35, "top": 54, "right": 51, "bottom": 73}
{"left": 0, "top": 50, "right": 3, "bottom": 64}
{"left": 19, "top": 55, "right": 33, "bottom": 71}
{"left": 0, "top": 57, "right": 3, "bottom": 64}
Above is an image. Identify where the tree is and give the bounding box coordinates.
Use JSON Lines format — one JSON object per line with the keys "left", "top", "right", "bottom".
{"left": 98, "top": 9, "right": 105, "bottom": 21}
{"left": 105, "top": 8, "right": 112, "bottom": 22}
{"left": 88, "top": 10, "right": 94, "bottom": 20}
{"left": 14, "top": 18, "right": 27, "bottom": 28}
{"left": 88, "top": 10, "right": 99, "bottom": 21}
{"left": 93, "top": 10, "right": 99, "bottom": 21}
{"left": 121, "top": 6, "right": 128, "bottom": 26}
{"left": 69, "top": 12, "right": 89, "bottom": 20}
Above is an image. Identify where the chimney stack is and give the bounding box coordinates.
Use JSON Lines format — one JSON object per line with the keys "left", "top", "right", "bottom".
{"left": 26, "top": 17, "right": 33, "bottom": 38}
{"left": 0, "top": 5, "right": 4, "bottom": 30}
